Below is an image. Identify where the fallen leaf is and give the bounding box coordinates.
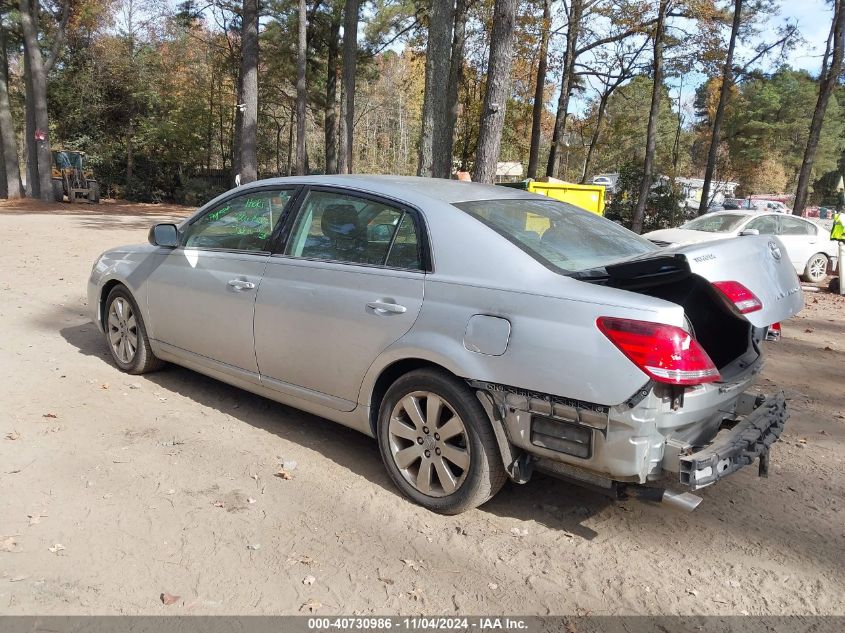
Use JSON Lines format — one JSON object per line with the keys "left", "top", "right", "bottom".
{"left": 302, "top": 575, "right": 315, "bottom": 586}
{"left": 824, "top": 346, "right": 834, "bottom": 351}
{"left": 401, "top": 558, "right": 422, "bottom": 571}
{"left": 247, "top": 543, "right": 261, "bottom": 551}
{"left": 798, "top": 438, "right": 807, "bottom": 444}
{"left": 247, "top": 498, "right": 256, "bottom": 504}
{"left": 42, "top": 413, "right": 57, "bottom": 419}
{"left": 1, "top": 536, "right": 17, "bottom": 552}
{"left": 275, "top": 469, "right": 294, "bottom": 480}
{"left": 9, "top": 575, "right": 27, "bottom": 582}
{"left": 688, "top": 589, "right": 698, "bottom": 596}
{"left": 287, "top": 553, "right": 314, "bottom": 566}
{"left": 5, "top": 431, "right": 20, "bottom": 440}
{"left": 510, "top": 527, "right": 528, "bottom": 537}
{"left": 101, "top": 383, "right": 109, "bottom": 390}
{"left": 160, "top": 592, "right": 180, "bottom": 605}
{"left": 212, "top": 501, "right": 225, "bottom": 508}
{"left": 28, "top": 514, "right": 46, "bottom": 526}
{"left": 282, "top": 460, "right": 298, "bottom": 471}
{"left": 48, "top": 543, "right": 65, "bottom": 554}
{"left": 488, "top": 582, "right": 498, "bottom": 590}
{"left": 408, "top": 587, "right": 424, "bottom": 601}
{"left": 804, "top": 328, "right": 814, "bottom": 333}
{"left": 378, "top": 575, "right": 394, "bottom": 585}
{"left": 300, "top": 598, "right": 322, "bottom": 613}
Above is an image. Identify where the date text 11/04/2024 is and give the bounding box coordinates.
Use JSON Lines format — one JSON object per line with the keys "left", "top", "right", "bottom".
{"left": 307, "top": 617, "right": 529, "bottom": 631}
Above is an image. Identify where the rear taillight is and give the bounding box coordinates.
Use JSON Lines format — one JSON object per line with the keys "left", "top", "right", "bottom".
{"left": 766, "top": 322, "right": 781, "bottom": 341}
{"left": 712, "top": 281, "right": 762, "bottom": 314}
{"left": 597, "top": 317, "right": 721, "bottom": 386}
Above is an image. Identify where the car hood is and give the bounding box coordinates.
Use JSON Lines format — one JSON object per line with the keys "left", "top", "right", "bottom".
{"left": 643, "top": 228, "right": 733, "bottom": 246}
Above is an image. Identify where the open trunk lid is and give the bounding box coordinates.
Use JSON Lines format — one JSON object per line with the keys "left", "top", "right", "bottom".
{"left": 604, "top": 235, "right": 803, "bottom": 328}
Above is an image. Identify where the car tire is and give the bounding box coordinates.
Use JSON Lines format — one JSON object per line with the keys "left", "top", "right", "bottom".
{"left": 104, "top": 285, "right": 165, "bottom": 375}
{"left": 802, "top": 253, "right": 828, "bottom": 283}
{"left": 377, "top": 368, "right": 506, "bottom": 514}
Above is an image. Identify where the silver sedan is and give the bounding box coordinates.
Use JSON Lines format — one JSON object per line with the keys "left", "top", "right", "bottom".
{"left": 88, "top": 176, "right": 802, "bottom": 514}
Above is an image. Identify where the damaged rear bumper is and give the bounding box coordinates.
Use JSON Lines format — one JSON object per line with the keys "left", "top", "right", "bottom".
{"left": 677, "top": 391, "right": 787, "bottom": 490}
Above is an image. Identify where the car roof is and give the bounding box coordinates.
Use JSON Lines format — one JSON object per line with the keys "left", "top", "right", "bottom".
{"left": 237, "top": 174, "right": 536, "bottom": 206}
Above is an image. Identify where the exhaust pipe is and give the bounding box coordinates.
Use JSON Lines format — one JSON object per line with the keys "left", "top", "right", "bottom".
{"left": 661, "top": 490, "right": 703, "bottom": 512}
{"left": 630, "top": 486, "right": 703, "bottom": 512}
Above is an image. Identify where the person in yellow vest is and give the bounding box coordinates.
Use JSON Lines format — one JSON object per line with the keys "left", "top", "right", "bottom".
{"left": 832, "top": 196, "right": 845, "bottom": 294}
{"left": 832, "top": 209, "right": 844, "bottom": 242}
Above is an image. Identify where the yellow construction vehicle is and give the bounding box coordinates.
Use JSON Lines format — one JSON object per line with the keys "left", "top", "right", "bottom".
{"left": 498, "top": 178, "right": 606, "bottom": 215}
{"left": 51, "top": 150, "right": 100, "bottom": 203}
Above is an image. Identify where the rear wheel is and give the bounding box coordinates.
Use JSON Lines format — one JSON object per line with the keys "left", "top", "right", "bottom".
{"left": 377, "top": 368, "right": 506, "bottom": 514}
{"left": 51, "top": 179, "right": 64, "bottom": 202}
{"left": 104, "top": 285, "right": 165, "bottom": 374}
{"left": 87, "top": 181, "right": 100, "bottom": 203}
{"left": 802, "top": 253, "right": 828, "bottom": 283}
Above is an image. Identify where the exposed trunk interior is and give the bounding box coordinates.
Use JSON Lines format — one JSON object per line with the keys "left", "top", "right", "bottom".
{"left": 588, "top": 255, "right": 755, "bottom": 371}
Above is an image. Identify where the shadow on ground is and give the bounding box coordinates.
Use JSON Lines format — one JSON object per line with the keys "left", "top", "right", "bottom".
{"left": 55, "top": 317, "right": 611, "bottom": 539}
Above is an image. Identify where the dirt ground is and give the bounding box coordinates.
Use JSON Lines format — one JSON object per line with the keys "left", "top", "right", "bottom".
{"left": 1, "top": 201, "right": 844, "bottom": 616}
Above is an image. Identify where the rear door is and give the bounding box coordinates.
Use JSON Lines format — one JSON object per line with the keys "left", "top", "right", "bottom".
{"left": 253, "top": 187, "right": 426, "bottom": 410}
{"left": 776, "top": 215, "right": 820, "bottom": 272}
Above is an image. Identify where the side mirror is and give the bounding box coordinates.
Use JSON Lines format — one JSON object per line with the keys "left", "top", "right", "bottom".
{"left": 149, "top": 223, "right": 179, "bottom": 247}
{"left": 739, "top": 229, "right": 760, "bottom": 236}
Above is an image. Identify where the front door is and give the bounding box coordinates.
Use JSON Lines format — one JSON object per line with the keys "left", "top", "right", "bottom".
{"left": 254, "top": 188, "right": 426, "bottom": 410}
{"left": 146, "top": 188, "right": 295, "bottom": 375}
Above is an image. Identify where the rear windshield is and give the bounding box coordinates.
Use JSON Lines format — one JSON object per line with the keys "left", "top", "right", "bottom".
{"left": 454, "top": 198, "right": 658, "bottom": 274}
{"left": 682, "top": 214, "right": 746, "bottom": 232}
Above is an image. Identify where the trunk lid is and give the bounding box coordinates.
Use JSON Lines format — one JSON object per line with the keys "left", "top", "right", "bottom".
{"left": 603, "top": 235, "right": 803, "bottom": 328}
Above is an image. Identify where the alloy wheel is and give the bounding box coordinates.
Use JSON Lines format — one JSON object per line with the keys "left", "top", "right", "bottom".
{"left": 108, "top": 297, "right": 138, "bottom": 364}
{"left": 809, "top": 255, "right": 827, "bottom": 281}
{"left": 387, "top": 391, "right": 471, "bottom": 497}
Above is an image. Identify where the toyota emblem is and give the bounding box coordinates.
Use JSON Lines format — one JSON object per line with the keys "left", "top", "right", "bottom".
{"left": 768, "top": 240, "right": 782, "bottom": 260}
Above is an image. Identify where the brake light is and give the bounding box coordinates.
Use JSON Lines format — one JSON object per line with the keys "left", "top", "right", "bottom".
{"left": 766, "top": 322, "right": 781, "bottom": 342}
{"left": 597, "top": 317, "right": 721, "bottom": 386}
{"left": 712, "top": 281, "right": 762, "bottom": 314}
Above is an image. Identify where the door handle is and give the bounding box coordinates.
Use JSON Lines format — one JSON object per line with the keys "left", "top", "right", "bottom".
{"left": 228, "top": 279, "right": 256, "bottom": 291}
{"left": 367, "top": 300, "right": 407, "bottom": 314}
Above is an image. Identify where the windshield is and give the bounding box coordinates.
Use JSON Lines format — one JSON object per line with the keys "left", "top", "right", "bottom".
{"left": 455, "top": 198, "right": 658, "bottom": 274}
{"left": 681, "top": 213, "right": 747, "bottom": 233}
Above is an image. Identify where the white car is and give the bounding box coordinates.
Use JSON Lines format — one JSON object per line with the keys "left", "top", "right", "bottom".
{"left": 644, "top": 211, "right": 836, "bottom": 283}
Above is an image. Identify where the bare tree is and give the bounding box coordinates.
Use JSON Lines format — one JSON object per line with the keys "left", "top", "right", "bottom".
{"left": 19, "top": 0, "right": 69, "bottom": 201}
{"left": 418, "top": 0, "right": 455, "bottom": 178}
{"left": 631, "top": 0, "right": 669, "bottom": 234}
{"left": 0, "top": 15, "right": 21, "bottom": 198}
{"left": 472, "top": 0, "right": 518, "bottom": 183}
{"left": 240, "top": 0, "right": 259, "bottom": 183}
{"left": 546, "top": 0, "right": 582, "bottom": 178}
{"left": 444, "top": 0, "right": 470, "bottom": 178}
{"left": 526, "top": 0, "right": 552, "bottom": 179}
{"left": 338, "top": 0, "right": 359, "bottom": 173}
{"left": 794, "top": 0, "right": 844, "bottom": 214}
{"left": 296, "top": 0, "right": 307, "bottom": 175}
{"left": 325, "top": 6, "right": 341, "bottom": 174}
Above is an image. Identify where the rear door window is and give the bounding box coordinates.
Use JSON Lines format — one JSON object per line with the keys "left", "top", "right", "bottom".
{"left": 455, "top": 198, "right": 657, "bottom": 273}
{"left": 779, "top": 217, "right": 816, "bottom": 236}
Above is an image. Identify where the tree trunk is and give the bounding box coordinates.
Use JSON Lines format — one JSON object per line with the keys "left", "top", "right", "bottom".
{"left": 19, "top": 0, "right": 53, "bottom": 202}
{"left": 631, "top": 0, "right": 668, "bottom": 234}
{"left": 527, "top": 0, "right": 551, "bottom": 179}
{"left": 233, "top": 68, "right": 243, "bottom": 176}
{"left": 0, "top": 19, "right": 21, "bottom": 198}
{"left": 794, "top": 0, "right": 844, "bottom": 215}
{"left": 418, "top": 0, "right": 455, "bottom": 178}
{"left": 338, "top": 0, "right": 359, "bottom": 174}
{"left": 240, "top": 0, "right": 259, "bottom": 184}
{"left": 698, "top": 0, "right": 742, "bottom": 216}
{"left": 472, "top": 0, "right": 518, "bottom": 184}
{"left": 443, "top": 0, "right": 468, "bottom": 179}
{"left": 546, "top": 0, "right": 582, "bottom": 178}
{"left": 295, "top": 0, "right": 307, "bottom": 175}
{"left": 580, "top": 92, "right": 609, "bottom": 183}
{"left": 325, "top": 8, "right": 341, "bottom": 174}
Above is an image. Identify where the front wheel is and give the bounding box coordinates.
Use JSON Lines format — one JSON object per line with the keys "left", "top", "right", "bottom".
{"left": 104, "top": 285, "right": 165, "bottom": 374}
{"left": 377, "top": 368, "right": 506, "bottom": 514}
{"left": 802, "top": 253, "right": 828, "bottom": 283}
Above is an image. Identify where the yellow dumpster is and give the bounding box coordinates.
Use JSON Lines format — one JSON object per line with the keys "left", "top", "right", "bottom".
{"left": 498, "top": 179, "right": 606, "bottom": 216}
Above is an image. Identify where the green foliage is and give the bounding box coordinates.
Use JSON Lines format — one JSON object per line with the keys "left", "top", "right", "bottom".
{"left": 605, "top": 161, "right": 684, "bottom": 231}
